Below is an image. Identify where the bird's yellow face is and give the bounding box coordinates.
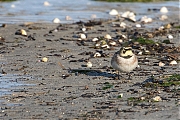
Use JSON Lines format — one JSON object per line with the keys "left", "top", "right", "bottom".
{"left": 119, "top": 47, "right": 134, "bottom": 58}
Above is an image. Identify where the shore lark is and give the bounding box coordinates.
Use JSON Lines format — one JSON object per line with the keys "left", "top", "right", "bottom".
{"left": 111, "top": 47, "right": 138, "bottom": 79}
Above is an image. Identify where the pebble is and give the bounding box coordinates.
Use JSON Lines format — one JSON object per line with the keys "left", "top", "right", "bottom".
{"left": 159, "top": 15, "right": 168, "bottom": 20}
{"left": 120, "top": 22, "right": 126, "bottom": 28}
{"left": 109, "top": 9, "right": 119, "bottom": 16}
{"left": 94, "top": 52, "right": 101, "bottom": 57}
{"left": 80, "top": 33, "right": 86, "bottom": 39}
{"left": 136, "top": 24, "right": 141, "bottom": 28}
{"left": 65, "top": 16, "right": 72, "bottom": 20}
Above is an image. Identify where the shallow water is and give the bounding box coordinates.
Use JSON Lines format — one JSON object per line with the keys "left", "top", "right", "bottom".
{"left": 0, "top": 74, "right": 33, "bottom": 96}
{"left": 0, "top": 0, "right": 179, "bottom": 23}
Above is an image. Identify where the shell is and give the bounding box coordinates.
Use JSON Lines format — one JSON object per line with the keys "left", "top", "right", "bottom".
{"left": 109, "top": 41, "right": 116, "bottom": 46}
{"left": 160, "top": 6, "right": 168, "bottom": 13}
{"left": 20, "top": 29, "right": 27, "bottom": 36}
{"left": 104, "top": 34, "right": 112, "bottom": 39}
{"left": 153, "top": 96, "right": 162, "bottom": 102}
{"left": 159, "top": 62, "right": 165, "bottom": 66}
{"left": 44, "top": 1, "right": 50, "bottom": 6}
{"left": 169, "top": 60, "right": 177, "bottom": 65}
{"left": 120, "top": 22, "right": 126, "bottom": 28}
{"left": 94, "top": 52, "right": 101, "bottom": 57}
{"left": 86, "top": 61, "right": 92, "bottom": 67}
{"left": 136, "top": 24, "right": 141, "bottom": 28}
{"left": 42, "top": 57, "right": 48, "bottom": 62}
{"left": 109, "top": 9, "right": 119, "bottom": 16}
{"left": 167, "top": 34, "right": 173, "bottom": 39}
{"left": 53, "top": 18, "right": 60, "bottom": 23}
{"left": 65, "top": 16, "right": 72, "bottom": 20}
{"left": 92, "top": 38, "right": 98, "bottom": 42}
{"left": 159, "top": 15, "right": 168, "bottom": 20}
{"left": 80, "top": 33, "right": 86, "bottom": 39}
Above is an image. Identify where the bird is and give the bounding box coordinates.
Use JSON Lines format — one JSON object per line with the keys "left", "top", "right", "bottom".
{"left": 111, "top": 47, "right": 138, "bottom": 79}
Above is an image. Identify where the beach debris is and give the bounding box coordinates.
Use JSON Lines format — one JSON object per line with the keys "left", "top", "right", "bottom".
{"left": 160, "top": 6, "right": 168, "bottom": 13}
{"left": 159, "top": 15, "right": 168, "bottom": 21}
{"left": 104, "top": 34, "right": 112, "bottom": 40}
{"left": 153, "top": 96, "right": 162, "bottom": 102}
{"left": 109, "top": 9, "right": 119, "bottom": 16}
{"left": 159, "top": 62, "right": 165, "bottom": 67}
{"left": 44, "top": 1, "right": 51, "bottom": 6}
{"left": 15, "top": 29, "right": 27, "bottom": 36}
{"left": 42, "top": 57, "right": 48, "bottom": 62}
{"left": 53, "top": 18, "right": 60, "bottom": 23}
{"left": 86, "top": 61, "right": 93, "bottom": 67}
{"left": 140, "top": 16, "right": 152, "bottom": 23}
{"left": 169, "top": 60, "right": 177, "bottom": 66}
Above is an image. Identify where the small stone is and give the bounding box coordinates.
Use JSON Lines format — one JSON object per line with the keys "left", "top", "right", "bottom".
{"left": 109, "top": 41, "right": 116, "bottom": 46}
{"left": 159, "top": 15, "right": 168, "bottom": 20}
{"left": 94, "top": 52, "right": 101, "bottom": 57}
{"left": 80, "top": 33, "right": 86, "bottom": 39}
{"left": 136, "top": 24, "right": 141, "bottom": 28}
{"left": 167, "top": 34, "right": 173, "bottom": 39}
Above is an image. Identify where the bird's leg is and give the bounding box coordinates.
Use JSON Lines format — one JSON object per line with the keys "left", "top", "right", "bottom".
{"left": 127, "top": 72, "right": 133, "bottom": 80}
{"left": 118, "top": 71, "right": 120, "bottom": 79}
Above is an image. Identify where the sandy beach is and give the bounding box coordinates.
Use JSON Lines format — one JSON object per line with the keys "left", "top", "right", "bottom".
{"left": 0, "top": 4, "right": 180, "bottom": 119}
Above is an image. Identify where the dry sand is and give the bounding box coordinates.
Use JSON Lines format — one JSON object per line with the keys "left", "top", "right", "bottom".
{"left": 0, "top": 8, "right": 179, "bottom": 119}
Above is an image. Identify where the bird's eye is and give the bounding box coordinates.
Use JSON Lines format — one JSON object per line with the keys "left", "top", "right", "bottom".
{"left": 123, "top": 50, "right": 126, "bottom": 54}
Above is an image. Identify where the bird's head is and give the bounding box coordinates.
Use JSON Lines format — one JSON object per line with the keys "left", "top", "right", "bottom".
{"left": 119, "top": 47, "right": 134, "bottom": 58}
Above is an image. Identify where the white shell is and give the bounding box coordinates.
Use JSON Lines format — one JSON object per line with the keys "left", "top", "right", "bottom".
{"left": 65, "top": 16, "right": 72, "bottom": 20}
{"left": 118, "top": 39, "right": 123, "bottom": 43}
{"left": 159, "top": 15, "right": 168, "bottom": 20}
{"left": 136, "top": 24, "right": 141, "bottom": 28}
{"left": 86, "top": 61, "right": 92, "bottom": 67}
{"left": 109, "top": 41, "right": 116, "bottom": 46}
{"left": 92, "top": 38, "right": 98, "bottom": 42}
{"left": 159, "top": 62, "right": 165, "bottom": 66}
{"left": 44, "top": 1, "right": 51, "bottom": 6}
{"left": 11, "top": 4, "right": 15, "bottom": 8}
{"left": 53, "top": 18, "right": 60, "bottom": 23}
{"left": 153, "top": 96, "right": 162, "bottom": 102}
{"left": 42, "top": 57, "right": 48, "bottom": 62}
{"left": 104, "top": 34, "right": 112, "bottom": 39}
{"left": 169, "top": 60, "right": 177, "bottom": 65}
{"left": 109, "top": 9, "right": 119, "bottom": 16}
{"left": 120, "top": 22, "right": 126, "bottom": 28}
{"left": 91, "top": 14, "right": 97, "bottom": 19}
{"left": 101, "top": 44, "right": 110, "bottom": 48}
{"left": 80, "top": 33, "right": 86, "bottom": 39}
{"left": 141, "top": 16, "right": 152, "bottom": 23}
{"left": 20, "top": 29, "right": 27, "bottom": 36}
{"left": 160, "top": 6, "right": 168, "bottom": 13}
{"left": 138, "top": 51, "right": 143, "bottom": 55}
{"left": 167, "top": 34, "right": 173, "bottom": 39}
{"left": 94, "top": 52, "right": 101, "bottom": 57}
{"left": 82, "top": 28, "right": 86, "bottom": 32}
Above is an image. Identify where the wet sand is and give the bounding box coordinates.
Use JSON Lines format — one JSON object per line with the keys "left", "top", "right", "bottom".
{"left": 0, "top": 7, "right": 180, "bottom": 119}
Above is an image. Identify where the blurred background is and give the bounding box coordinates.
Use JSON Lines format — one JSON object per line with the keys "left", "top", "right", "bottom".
{"left": 0, "top": 0, "right": 179, "bottom": 23}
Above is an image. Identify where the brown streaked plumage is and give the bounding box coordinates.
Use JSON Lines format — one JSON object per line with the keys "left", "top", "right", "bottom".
{"left": 111, "top": 47, "right": 138, "bottom": 79}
